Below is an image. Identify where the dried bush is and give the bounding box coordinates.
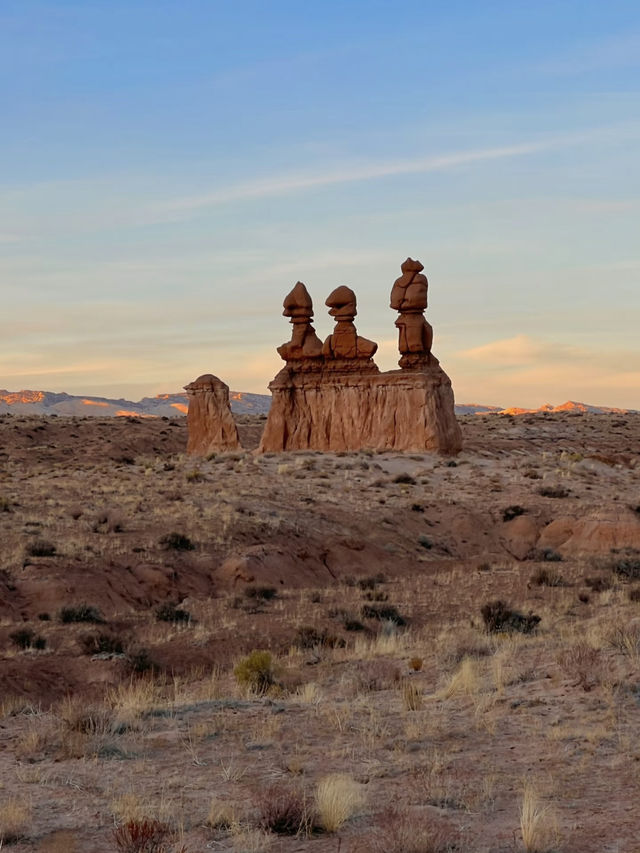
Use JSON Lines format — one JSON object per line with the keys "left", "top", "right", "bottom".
{"left": 503, "top": 505, "right": 526, "bottom": 522}
{"left": 354, "top": 659, "right": 400, "bottom": 692}
{"left": 611, "top": 553, "right": 640, "bottom": 580}
{"left": 244, "top": 586, "right": 277, "bottom": 601}
{"left": 361, "top": 604, "right": 406, "bottom": 626}
{"left": 155, "top": 603, "right": 191, "bottom": 624}
{"left": 159, "top": 532, "right": 195, "bottom": 551}
{"left": 532, "top": 548, "right": 563, "bottom": 563}
{"left": 258, "top": 783, "right": 309, "bottom": 835}
{"left": 393, "top": 473, "right": 416, "bottom": 484}
{"left": 531, "top": 567, "right": 564, "bottom": 587}
{"left": 628, "top": 587, "right": 640, "bottom": 602}
{"left": 80, "top": 633, "right": 125, "bottom": 655}
{"left": 294, "top": 626, "right": 344, "bottom": 649}
{"left": 607, "top": 622, "right": 640, "bottom": 658}
{"left": 113, "top": 818, "right": 170, "bottom": 853}
{"left": 26, "top": 539, "right": 56, "bottom": 557}
{"left": 126, "top": 648, "right": 156, "bottom": 674}
{"left": 58, "top": 604, "right": 104, "bottom": 624}
{"left": 538, "top": 486, "right": 570, "bottom": 498}
{"left": 234, "top": 650, "right": 275, "bottom": 694}
{"left": 357, "top": 573, "right": 386, "bottom": 590}
{"left": 481, "top": 600, "right": 540, "bottom": 634}
{"left": 584, "top": 575, "right": 612, "bottom": 592}
{"left": 558, "top": 642, "right": 604, "bottom": 691}
{"left": 9, "top": 628, "right": 46, "bottom": 650}
{"left": 367, "top": 806, "right": 456, "bottom": 853}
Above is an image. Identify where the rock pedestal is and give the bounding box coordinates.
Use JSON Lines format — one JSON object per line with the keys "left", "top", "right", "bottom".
{"left": 184, "top": 374, "right": 241, "bottom": 455}
{"left": 259, "top": 361, "right": 461, "bottom": 453}
{"left": 259, "top": 259, "right": 462, "bottom": 454}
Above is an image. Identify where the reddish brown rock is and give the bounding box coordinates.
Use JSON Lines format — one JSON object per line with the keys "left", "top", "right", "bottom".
{"left": 184, "top": 374, "right": 241, "bottom": 455}
{"left": 259, "top": 260, "right": 462, "bottom": 454}
{"left": 322, "top": 285, "right": 378, "bottom": 362}
{"left": 277, "top": 281, "right": 324, "bottom": 362}
{"left": 390, "top": 257, "right": 435, "bottom": 369}
{"left": 538, "top": 509, "right": 640, "bottom": 556}
{"left": 259, "top": 363, "right": 462, "bottom": 453}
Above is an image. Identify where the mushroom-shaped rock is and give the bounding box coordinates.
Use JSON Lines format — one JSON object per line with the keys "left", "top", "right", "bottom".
{"left": 277, "top": 281, "right": 323, "bottom": 362}
{"left": 323, "top": 286, "right": 378, "bottom": 360}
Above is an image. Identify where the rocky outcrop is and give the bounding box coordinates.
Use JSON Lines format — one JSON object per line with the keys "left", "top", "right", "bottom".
{"left": 184, "top": 374, "right": 241, "bottom": 455}
{"left": 260, "top": 363, "right": 461, "bottom": 452}
{"left": 259, "top": 262, "right": 462, "bottom": 454}
{"left": 538, "top": 509, "right": 640, "bottom": 556}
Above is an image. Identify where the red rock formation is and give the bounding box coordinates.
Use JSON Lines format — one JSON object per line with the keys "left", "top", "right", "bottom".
{"left": 259, "top": 265, "right": 462, "bottom": 454}
{"left": 277, "top": 281, "right": 324, "bottom": 362}
{"left": 260, "top": 364, "right": 461, "bottom": 452}
{"left": 390, "top": 258, "right": 434, "bottom": 369}
{"left": 323, "top": 285, "right": 378, "bottom": 362}
{"left": 184, "top": 374, "right": 241, "bottom": 455}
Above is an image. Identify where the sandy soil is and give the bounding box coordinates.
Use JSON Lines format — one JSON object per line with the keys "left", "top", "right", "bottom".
{"left": 0, "top": 411, "right": 639, "bottom": 852}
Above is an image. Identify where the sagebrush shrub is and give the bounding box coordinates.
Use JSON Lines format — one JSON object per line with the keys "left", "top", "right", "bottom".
{"left": 481, "top": 600, "right": 540, "bottom": 634}
{"left": 155, "top": 603, "right": 191, "bottom": 624}
{"left": 234, "top": 650, "right": 275, "bottom": 694}
{"left": 258, "top": 784, "right": 309, "bottom": 835}
{"left": 59, "top": 604, "right": 104, "bottom": 624}
{"left": 159, "top": 532, "right": 195, "bottom": 551}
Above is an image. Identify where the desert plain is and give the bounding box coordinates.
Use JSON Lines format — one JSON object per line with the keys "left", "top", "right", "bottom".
{"left": 1, "top": 410, "right": 640, "bottom": 852}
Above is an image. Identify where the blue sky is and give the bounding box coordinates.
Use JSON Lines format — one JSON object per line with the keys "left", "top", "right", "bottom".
{"left": 1, "top": 0, "right": 639, "bottom": 407}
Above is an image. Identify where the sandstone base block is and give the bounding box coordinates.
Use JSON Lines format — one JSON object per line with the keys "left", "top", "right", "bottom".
{"left": 259, "top": 364, "right": 462, "bottom": 454}
{"left": 184, "top": 374, "right": 241, "bottom": 456}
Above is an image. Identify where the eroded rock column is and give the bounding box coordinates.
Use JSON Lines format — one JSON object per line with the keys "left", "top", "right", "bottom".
{"left": 184, "top": 374, "right": 241, "bottom": 455}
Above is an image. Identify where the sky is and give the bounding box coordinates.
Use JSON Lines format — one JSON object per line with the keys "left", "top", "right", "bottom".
{"left": 1, "top": 0, "right": 639, "bottom": 408}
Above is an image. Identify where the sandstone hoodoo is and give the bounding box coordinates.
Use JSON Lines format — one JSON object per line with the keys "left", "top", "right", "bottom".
{"left": 259, "top": 258, "right": 462, "bottom": 454}
{"left": 184, "top": 373, "right": 241, "bottom": 455}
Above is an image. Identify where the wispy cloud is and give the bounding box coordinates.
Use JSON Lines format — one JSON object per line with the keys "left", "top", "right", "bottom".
{"left": 458, "top": 335, "right": 583, "bottom": 367}
{"left": 150, "top": 126, "right": 630, "bottom": 218}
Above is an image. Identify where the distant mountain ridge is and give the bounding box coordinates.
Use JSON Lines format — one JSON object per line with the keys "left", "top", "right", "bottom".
{"left": 0, "top": 389, "right": 270, "bottom": 417}
{"left": 0, "top": 391, "right": 636, "bottom": 418}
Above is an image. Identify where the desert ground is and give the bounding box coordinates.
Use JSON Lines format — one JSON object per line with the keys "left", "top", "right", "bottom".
{"left": 1, "top": 410, "right": 639, "bottom": 852}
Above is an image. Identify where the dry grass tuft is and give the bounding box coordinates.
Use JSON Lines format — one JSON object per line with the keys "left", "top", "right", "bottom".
{"left": 315, "top": 773, "right": 365, "bottom": 832}
{"left": 0, "top": 796, "right": 32, "bottom": 845}
{"left": 519, "top": 783, "right": 558, "bottom": 852}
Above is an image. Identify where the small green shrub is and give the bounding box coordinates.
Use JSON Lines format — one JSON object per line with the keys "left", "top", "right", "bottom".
{"left": 234, "top": 650, "right": 275, "bottom": 694}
